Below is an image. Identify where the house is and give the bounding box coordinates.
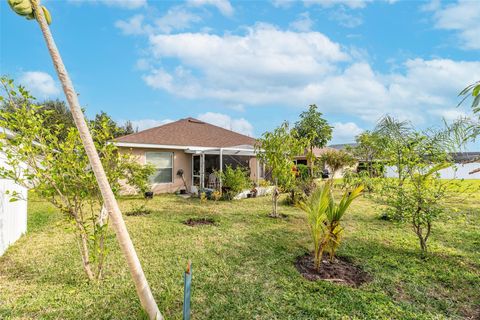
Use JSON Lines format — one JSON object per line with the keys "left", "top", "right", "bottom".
{"left": 294, "top": 146, "right": 357, "bottom": 179}
{"left": 0, "top": 128, "right": 28, "bottom": 256}
{"left": 113, "top": 118, "right": 262, "bottom": 194}
{"left": 385, "top": 151, "right": 480, "bottom": 180}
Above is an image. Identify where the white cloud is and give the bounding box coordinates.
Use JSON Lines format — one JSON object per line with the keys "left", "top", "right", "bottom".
{"left": 197, "top": 112, "right": 254, "bottom": 136}
{"left": 429, "top": 108, "right": 469, "bottom": 122}
{"left": 187, "top": 0, "right": 234, "bottom": 16}
{"left": 120, "top": 118, "right": 174, "bottom": 131}
{"left": 305, "top": 0, "right": 372, "bottom": 10}
{"left": 145, "top": 24, "right": 348, "bottom": 94}
{"left": 289, "top": 12, "right": 314, "bottom": 32}
{"left": 329, "top": 8, "right": 363, "bottom": 28}
{"left": 115, "top": 14, "right": 146, "bottom": 35}
{"left": 140, "top": 22, "right": 480, "bottom": 124}
{"left": 19, "top": 71, "right": 60, "bottom": 98}
{"left": 68, "top": 0, "right": 147, "bottom": 9}
{"left": 332, "top": 121, "right": 363, "bottom": 143}
{"left": 155, "top": 6, "right": 202, "bottom": 33}
{"left": 430, "top": 0, "right": 480, "bottom": 50}
{"left": 115, "top": 7, "right": 201, "bottom": 35}
{"left": 271, "top": 0, "right": 295, "bottom": 8}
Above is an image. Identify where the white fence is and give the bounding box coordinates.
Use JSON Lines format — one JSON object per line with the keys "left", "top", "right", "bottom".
{"left": 0, "top": 180, "right": 27, "bottom": 256}
{"left": 385, "top": 163, "right": 480, "bottom": 180}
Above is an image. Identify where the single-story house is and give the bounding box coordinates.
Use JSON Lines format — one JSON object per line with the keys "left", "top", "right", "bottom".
{"left": 113, "top": 118, "right": 263, "bottom": 194}
{"left": 0, "top": 128, "right": 28, "bottom": 256}
{"left": 294, "top": 146, "right": 357, "bottom": 179}
{"left": 385, "top": 151, "right": 480, "bottom": 180}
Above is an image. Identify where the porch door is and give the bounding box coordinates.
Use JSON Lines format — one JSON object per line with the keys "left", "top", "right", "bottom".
{"left": 192, "top": 154, "right": 205, "bottom": 189}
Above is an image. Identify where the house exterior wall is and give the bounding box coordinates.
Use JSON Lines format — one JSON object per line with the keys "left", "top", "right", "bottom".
{"left": 0, "top": 152, "right": 28, "bottom": 256}
{"left": 385, "top": 163, "right": 480, "bottom": 180}
{"left": 119, "top": 147, "right": 259, "bottom": 194}
{"left": 118, "top": 147, "right": 192, "bottom": 194}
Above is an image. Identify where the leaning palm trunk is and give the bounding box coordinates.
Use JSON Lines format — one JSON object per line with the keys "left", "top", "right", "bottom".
{"left": 29, "top": 1, "right": 162, "bottom": 318}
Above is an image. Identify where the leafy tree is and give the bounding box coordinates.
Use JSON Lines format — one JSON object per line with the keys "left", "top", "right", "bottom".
{"left": 256, "top": 122, "right": 306, "bottom": 217}
{"left": 373, "top": 115, "right": 468, "bottom": 256}
{"left": 319, "top": 149, "right": 356, "bottom": 182}
{"left": 298, "top": 183, "right": 363, "bottom": 270}
{"left": 294, "top": 104, "right": 332, "bottom": 177}
{"left": 92, "top": 111, "right": 136, "bottom": 138}
{"left": 7, "top": 2, "right": 162, "bottom": 317}
{"left": 1, "top": 97, "right": 75, "bottom": 140}
{"left": 0, "top": 80, "right": 152, "bottom": 280}
{"left": 349, "top": 131, "right": 385, "bottom": 177}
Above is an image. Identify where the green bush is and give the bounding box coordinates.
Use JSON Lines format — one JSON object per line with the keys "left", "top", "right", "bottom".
{"left": 218, "top": 165, "right": 252, "bottom": 200}
{"left": 296, "top": 164, "right": 309, "bottom": 180}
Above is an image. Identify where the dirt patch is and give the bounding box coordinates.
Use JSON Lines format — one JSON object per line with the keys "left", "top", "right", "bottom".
{"left": 184, "top": 217, "right": 216, "bottom": 227}
{"left": 295, "top": 253, "right": 371, "bottom": 287}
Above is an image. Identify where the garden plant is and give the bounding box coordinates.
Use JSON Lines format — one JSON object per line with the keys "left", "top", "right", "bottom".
{"left": 5, "top": 1, "right": 163, "bottom": 318}
{"left": 298, "top": 183, "right": 364, "bottom": 271}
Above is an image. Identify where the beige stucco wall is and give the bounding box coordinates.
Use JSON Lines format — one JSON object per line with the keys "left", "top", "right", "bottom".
{"left": 119, "top": 147, "right": 259, "bottom": 194}
{"left": 118, "top": 147, "right": 192, "bottom": 194}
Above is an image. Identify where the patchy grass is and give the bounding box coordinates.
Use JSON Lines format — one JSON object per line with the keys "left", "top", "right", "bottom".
{"left": 0, "top": 182, "right": 479, "bottom": 319}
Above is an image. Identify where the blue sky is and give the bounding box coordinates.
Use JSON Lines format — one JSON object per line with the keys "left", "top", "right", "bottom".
{"left": 1, "top": 0, "right": 479, "bottom": 147}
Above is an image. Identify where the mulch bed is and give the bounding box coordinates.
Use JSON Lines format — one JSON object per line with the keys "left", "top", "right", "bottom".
{"left": 295, "top": 253, "right": 371, "bottom": 287}
{"left": 184, "top": 217, "right": 216, "bottom": 227}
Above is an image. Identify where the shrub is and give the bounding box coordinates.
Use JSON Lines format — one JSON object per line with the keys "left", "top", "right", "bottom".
{"left": 218, "top": 165, "right": 251, "bottom": 200}
{"left": 296, "top": 164, "right": 310, "bottom": 180}
{"left": 298, "top": 183, "right": 364, "bottom": 270}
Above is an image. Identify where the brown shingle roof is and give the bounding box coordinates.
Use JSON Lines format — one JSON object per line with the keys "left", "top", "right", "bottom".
{"left": 115, "top": 117, "right": 256, "bottom": 148}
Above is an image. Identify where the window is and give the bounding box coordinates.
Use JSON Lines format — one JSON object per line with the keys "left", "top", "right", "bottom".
{"left": 146, "top": 152, "right": 173, "bottom": 184}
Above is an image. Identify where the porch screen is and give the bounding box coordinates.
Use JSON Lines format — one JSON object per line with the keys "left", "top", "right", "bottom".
{"left": 146, "top": 152, "right": 173, "bottom": 183}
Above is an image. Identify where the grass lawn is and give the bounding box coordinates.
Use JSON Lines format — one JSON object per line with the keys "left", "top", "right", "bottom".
{"left": 0, "top": 182, "right": 479, "bottom": 319}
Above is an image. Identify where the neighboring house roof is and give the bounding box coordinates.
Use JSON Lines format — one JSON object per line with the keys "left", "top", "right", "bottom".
{"left": 329, "top": 143, "right": 358, "bottom": 150}
{"left": 114, "top": 117, "right": 256, "bottom": 149}
{"left": 449, "top": 152, "right": 480, "bottom": 163}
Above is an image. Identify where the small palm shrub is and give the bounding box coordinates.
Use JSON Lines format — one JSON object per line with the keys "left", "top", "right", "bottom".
{"left": 298, "top": 183, "right": 364, "bottom": 270}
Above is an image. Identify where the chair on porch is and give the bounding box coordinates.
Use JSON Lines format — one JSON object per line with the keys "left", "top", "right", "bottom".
{"left": 207, "top": 172, "right": 218, "bottom": 189}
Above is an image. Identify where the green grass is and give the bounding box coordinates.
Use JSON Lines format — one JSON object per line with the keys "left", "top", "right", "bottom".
{"left": 0, "top": 183, "right": 479, "bottom": 319}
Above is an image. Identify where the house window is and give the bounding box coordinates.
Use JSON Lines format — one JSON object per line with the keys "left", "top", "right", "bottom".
{"left": 146, "top": 152, "right": 173, "bottom": 184}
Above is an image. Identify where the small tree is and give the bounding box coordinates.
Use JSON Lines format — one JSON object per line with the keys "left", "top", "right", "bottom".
{"left": 298, "top": 183, "right": 363, "bottom": 270}
{"left": 294, "top": 104, "right": 332, "bottom": 177}
{"left": 320, "top": 149, "right": 356, "bottom": 182}
{"left": 0, "top": 80, "right": 152, "bottom": 280}
{"left": 373, "top": 115, "right": 469, "bottom": 256}
{"left": 256, "top": 122, "right": 306, "bottom": 217}
{"left": 349, "top": 131, "right": 385, "bottom": 177}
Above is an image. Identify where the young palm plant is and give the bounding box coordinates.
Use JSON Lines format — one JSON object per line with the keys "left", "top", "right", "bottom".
{"left": 298, "top": 184, "right": 330, "bottom": 270}
{"left": 299, "top": 184, "right": 364, "bottom": 271}
{"left": 324, "top": 185, "right": 364, "bottom": 262}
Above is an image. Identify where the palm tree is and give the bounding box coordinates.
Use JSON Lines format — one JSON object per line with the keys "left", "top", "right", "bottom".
{"left": 9, "top": 1, "right": 162, "bottom": 319}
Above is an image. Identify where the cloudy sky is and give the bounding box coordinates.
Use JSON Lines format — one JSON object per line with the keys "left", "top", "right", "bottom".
{"left": 1, "top": 0, "right": 479, "bottom": 146}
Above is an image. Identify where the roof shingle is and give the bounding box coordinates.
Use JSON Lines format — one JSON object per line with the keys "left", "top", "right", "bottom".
{"left": 115, "top": 117, "right": 256, "bottom": 148}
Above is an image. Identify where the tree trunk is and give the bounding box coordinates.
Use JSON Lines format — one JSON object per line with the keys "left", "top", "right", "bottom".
{"left": 30, "top": 2, "right": 162, "bottom": 319}
{"left": 309, "top": 146, "right": 314, "bottom": 177}
{"left": 272, "top": 186, "right": 278, "bottom": 217}
{"left": 75, "top": 221, "right": 95, "bottom": 281}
